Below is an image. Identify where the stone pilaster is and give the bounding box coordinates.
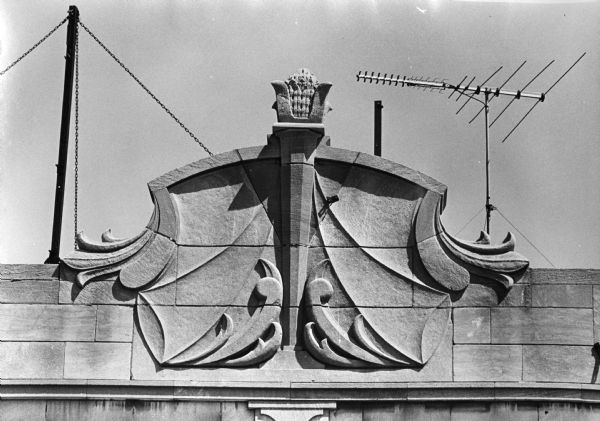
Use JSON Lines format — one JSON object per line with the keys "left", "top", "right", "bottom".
{"left": 272, "top": 123, "right": 325, "bottom": 347}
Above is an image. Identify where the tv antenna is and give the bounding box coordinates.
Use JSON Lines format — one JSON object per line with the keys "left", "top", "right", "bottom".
{"left": 356, "top": 53, "right": 586, "bottom": 235}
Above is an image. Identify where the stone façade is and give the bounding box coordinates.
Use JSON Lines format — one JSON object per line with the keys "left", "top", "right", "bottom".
{"left": 2, "top": 69, "right": 598, "bottom": 421}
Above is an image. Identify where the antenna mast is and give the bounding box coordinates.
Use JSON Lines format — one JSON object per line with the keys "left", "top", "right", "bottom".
{"left": 356, "top": 54, "right": 585, "bottom": 235}
{"left": 46, "top": 5, "right": 79, "bottom": 264}
{"left": 483, "top": 91, "right": 491, "bottom": 234}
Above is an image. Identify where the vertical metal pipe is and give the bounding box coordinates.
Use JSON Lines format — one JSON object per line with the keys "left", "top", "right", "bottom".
{"left": 374, "top": 100, "right": 383, "bottom": 156}
{"left": 484, "top": 91, "right": 491, "bottom": 235}
{"left": 46, "top": 6, "right": 79, "bottom": 264}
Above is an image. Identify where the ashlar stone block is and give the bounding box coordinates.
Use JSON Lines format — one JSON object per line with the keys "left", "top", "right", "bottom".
{"left": 64, "top": 342, "right": 131, "bottom": 380}
{"left": 0, "top": 264, "right": 58, "bottom": 280}
{"left": 96, "top": 305, "right": 134, "bottom": 342}
{"left": 526, "top": 269, "right": 600, "bottom": 285}
{"left": 454, "top": 345, "right": 522, "bottom": 381}
{"left": 491, "top": 308, "right": 593, "bottom": 345}
{"left": 0, "top": 304, "right": 96, "bottom": 341}
{"left": 531, "top": 284, "right": 592, "bottom": 308}
{"left": 453, "top": 308, "right": 490, "bottom": 343}
{"left": 523, "top": 345, "right": 597, "bottom": 383}
{"left": 0, "top": 279, "right": 58, "bottom": 303}
{"left": 0, "top": 342, "right": 65, "bottom": 379}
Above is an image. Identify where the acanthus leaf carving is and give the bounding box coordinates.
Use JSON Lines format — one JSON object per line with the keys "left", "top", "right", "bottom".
{"left": 138, "top": 257, "right": 282, "bottom": 367}
{"left": 303, "top": 263, "right": 450, "bottom": 368}
{"left": 168, "top": 259, "right": 282, "bottom": 367}
{"left": 304, "top": 274, "right": 399, "bottom": 368}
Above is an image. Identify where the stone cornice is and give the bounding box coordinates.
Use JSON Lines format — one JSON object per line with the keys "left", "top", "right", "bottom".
{"left": 2, "top": 380, "right": 600, "bottom": 404}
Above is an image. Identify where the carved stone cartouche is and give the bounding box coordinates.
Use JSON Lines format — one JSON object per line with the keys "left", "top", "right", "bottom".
{"left": 62, "top": 69, "right": 528, "bottom": 369}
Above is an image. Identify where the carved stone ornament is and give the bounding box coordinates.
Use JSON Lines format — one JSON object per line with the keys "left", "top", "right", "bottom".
{"left": 62, "top": 69, "right": 528, "bottom": 369}
{"left": 272, "top": 68, "right": 332, "bottom": 123}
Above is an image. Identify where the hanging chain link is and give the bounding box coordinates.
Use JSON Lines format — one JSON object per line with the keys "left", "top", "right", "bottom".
{"left": 78, "top": 21, "right": 214, "bottom": 156}
{"left": 0, "top": 17, "right": 68, "bottom": 77}
{"left": 73, "top": 28, "right": 80, "bottom": 249}
{"left": 3, "top": 14, "right": 213, "bottom": 248}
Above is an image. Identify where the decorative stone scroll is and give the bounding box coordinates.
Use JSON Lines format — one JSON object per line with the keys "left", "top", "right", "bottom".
{"left": 62, "top": 69, "right": 529, "bottom": 370}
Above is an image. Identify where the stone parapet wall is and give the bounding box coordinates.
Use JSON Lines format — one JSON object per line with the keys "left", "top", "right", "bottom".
{"left": 452, "top": 269, "right": 600, "bottom": 384}
{"left": 1, "top": 265, "right": 599, "bottom": 407}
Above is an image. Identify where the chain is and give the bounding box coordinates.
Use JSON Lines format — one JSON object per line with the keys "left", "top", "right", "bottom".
{"left": 0, "top": 17, "right": 68, "bottom": 77}
{"left": 74, "top": 29, "right": 79, "bottom": 249}
{"left": 78, "top": 21, "right": 213, "bottom": 156}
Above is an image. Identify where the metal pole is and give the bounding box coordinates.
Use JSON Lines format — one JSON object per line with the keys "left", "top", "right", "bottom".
{"left": 374, "top": 100, "right": 382, "bottom": 156}
{"left": 46, "top": 5, "right": 79, "bottom": 264}
{"left": 484, "top": 91, "right": 491, "bottom": 235}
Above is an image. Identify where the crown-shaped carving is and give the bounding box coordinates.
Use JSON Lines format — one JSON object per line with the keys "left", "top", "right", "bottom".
{"left": 272, "top": 68, "right": 332, "bottom": 123}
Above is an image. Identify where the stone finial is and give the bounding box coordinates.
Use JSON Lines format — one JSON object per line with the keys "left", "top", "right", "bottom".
{"left": 272, "top": 68, "right": 332, "bottom": 123}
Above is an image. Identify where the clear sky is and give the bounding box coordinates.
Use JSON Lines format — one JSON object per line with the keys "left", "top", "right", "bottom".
{"left": 0, "top": 0, "right": 598, "bottom": 268}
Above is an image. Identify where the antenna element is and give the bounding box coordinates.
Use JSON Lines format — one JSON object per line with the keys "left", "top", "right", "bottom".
{"left": 356, "top": 54, "right": 586, "bottom": 235}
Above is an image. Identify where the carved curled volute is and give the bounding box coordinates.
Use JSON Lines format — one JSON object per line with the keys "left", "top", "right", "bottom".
{"left": 75, "top": 229, "right": 146, "bottom": 253}
{"left": 63, "top": 228, "right": 166, "bottom": 288}
{"left": 415, "top": 191, "right": 529, "bottom": 291}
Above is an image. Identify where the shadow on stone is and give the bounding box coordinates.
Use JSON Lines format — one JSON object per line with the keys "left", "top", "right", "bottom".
{"left": 591, "top": 343, "right": 600, "bottom": 383}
